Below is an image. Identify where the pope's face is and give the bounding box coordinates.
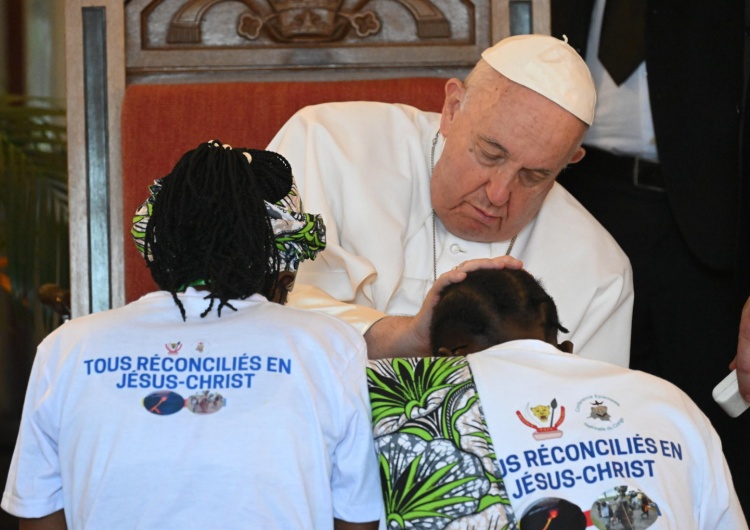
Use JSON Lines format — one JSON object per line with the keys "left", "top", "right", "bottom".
{"left": 431, "top": 73, "right": 587, "bottom": 243}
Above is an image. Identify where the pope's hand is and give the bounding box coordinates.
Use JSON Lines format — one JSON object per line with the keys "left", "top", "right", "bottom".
{"left": 365, "top": 255, "right": 523, "bottom": 358}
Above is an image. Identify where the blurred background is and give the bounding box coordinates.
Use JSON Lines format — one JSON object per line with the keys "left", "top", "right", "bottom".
{"left": 0, "top": 1, "right": 67, "bottom": 527}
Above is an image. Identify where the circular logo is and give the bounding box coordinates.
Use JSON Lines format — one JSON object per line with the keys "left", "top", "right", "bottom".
{"left": 142, "top": 391, "right": 185, "bottom": 416}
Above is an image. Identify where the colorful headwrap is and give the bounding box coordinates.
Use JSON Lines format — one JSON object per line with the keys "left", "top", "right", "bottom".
{"left": 131, "top": 142, "right": 326, "bottom": 273}
{"left": 264, "top": 179, "right": 326, "bottom": 272}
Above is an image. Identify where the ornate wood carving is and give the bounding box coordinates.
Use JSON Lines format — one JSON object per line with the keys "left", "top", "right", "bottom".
{"left": 166, "top": 0, "right": 390, "bottom": 43}
{"left": 125, "top": 0, "right": 489, "bottom": 82}
{"left": 158, "top": 0, "right": 453, "bottom": 45}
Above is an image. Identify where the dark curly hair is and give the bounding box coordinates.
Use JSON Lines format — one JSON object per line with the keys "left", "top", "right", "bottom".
{"left": 430, "top": 268, "right": 567, "bottom": 355}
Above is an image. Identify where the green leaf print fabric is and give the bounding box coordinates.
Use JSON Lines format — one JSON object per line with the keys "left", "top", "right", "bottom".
{"left": 367, "top": 356, "right": 518, "bottom": 530}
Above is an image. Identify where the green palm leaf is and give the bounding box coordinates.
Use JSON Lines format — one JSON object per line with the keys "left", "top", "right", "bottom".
{"left": 0, "top": 94, "right": 68, "bottom": 344}
{"left": 377, "top": 434, "right": 490, "bottom": 528}
{"left": 367, "top": 357, "right": 468, "bottom": 425}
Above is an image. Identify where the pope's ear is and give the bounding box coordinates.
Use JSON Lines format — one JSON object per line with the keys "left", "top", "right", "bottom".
{"left": 440, "top": 78, "right": 466, "bottom": 136}
{"left": 568, "top": 147, "right": 586, "bottom": 165}
{"left": 558, "top": 340, "right": 574, "bottom": 354}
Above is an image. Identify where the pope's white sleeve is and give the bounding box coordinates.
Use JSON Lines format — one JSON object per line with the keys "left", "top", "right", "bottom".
{"left": 268, "top": 106, "right": 390, "bottom": 333}
{"left": 570, "top": 265, "right": 634, "bottom": 367}
{"left": 287, "top": 284, "right": 386, "bottom": 335}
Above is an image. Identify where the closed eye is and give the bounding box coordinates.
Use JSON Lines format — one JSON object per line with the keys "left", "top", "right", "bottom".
{"left": 519, "top": 168, "right": 552, "bottom": 186}
{"left": 476, "top": 136, "right": 508, "bottom": 166}
{"left": 477, "top": 147, "right": 504, "bottom": 166}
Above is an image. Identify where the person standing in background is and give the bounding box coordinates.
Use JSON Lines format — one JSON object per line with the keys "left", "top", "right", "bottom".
{"left": 552, "top": 0, "right": 750, "bottom": 519}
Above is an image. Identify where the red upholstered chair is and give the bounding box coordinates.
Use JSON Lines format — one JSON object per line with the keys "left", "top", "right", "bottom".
{"left": 121, "top": 77, "right": 449, "bottom": 303}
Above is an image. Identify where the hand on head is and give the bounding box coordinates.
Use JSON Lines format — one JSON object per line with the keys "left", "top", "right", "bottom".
{"left": 411, "top": 256, "right": 524, "bottom": 352}
{"left": 429, "top": 265, "right": 573, "bottom": 357}
{"left": 364, "top": 256, "right": 522, "bottom": 358}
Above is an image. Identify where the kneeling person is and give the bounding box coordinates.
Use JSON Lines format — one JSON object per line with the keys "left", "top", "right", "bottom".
{"left": 429, "top": 269, "right": 747, "bottom": 529}
{"left": 2, "top": 141, "right": 382, "bottom": 529}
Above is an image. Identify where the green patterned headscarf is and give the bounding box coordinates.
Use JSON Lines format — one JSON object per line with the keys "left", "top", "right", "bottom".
{"left": 131, "top": 142, "right": 326, "bottom": 273}
{"left": 264, "top": 179, "right": 326, "bottom": 272}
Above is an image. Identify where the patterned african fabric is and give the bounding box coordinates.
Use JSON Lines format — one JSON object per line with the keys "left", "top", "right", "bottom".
{"left": 367, "top": 356, "right": 518, "bottom": 530}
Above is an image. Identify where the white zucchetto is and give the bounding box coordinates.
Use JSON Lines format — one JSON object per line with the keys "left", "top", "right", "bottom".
{"left": 481, "top": 34, "right": 597, "bottom": 125}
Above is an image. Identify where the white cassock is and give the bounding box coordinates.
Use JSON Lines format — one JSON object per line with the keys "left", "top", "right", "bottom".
{"left": 267, "top": 101, "right": 633, "bottom": 366}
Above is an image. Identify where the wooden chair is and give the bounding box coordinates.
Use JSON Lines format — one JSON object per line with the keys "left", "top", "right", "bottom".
{"left": 64, "top": 0, "right": 551, "bottom": 315}
{"left": 121, "top": 77, "right": 449, "bottom": 301}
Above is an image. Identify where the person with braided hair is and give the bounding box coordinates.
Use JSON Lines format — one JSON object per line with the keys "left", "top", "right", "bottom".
{"left": 425, "top": 268, "right": 746, "bottom": 528}
{"left": 2, "top": 141, "right": 382, "bottom": 529}
{"left": 430, "top": 268, "right": 573, "bottom": 357}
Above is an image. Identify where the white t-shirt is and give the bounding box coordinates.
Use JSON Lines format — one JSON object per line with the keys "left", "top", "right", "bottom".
{"left": 268, "top": 101, "right": 634, "bottom": 366}
{"left": 468, "top": 340, "right": 747, "bottom": 529}
{"left": 2, "top": 289, "right": 383, "bottom": 529}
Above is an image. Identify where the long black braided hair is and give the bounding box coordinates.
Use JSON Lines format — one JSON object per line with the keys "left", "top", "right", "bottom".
{"left": 143, "top": 140, "right": 293, "bottom": 320}
{"left": 429, "top": 268, "right": 568, "bottom": 354}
